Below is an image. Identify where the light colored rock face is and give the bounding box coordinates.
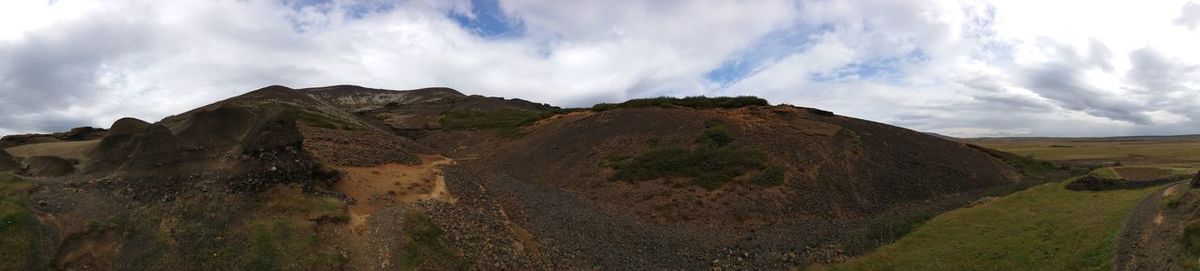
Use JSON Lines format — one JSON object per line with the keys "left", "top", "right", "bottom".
{"left": 302, "top": 86, "right": 465, "bottom": 112}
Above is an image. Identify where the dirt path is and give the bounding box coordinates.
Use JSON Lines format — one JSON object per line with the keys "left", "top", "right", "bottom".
{"left": 327, "top": 155, "right": 467, "bottom": 270}
{"left": 333, "top": 155, "right": 455, "bottom": 229}
{"left": 1114, "top": 181, "right": 1194, "bottom": 271}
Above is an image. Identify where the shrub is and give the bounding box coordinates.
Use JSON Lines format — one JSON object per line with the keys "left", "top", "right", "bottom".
{"left": 592, "top": 96, "right": 768, "bottom": 111}
{"left": 696, "top": 119, "right": 734, "bottom": 148}
{"left": 750, "top": 166, "right": 786, "bottom": 186}
{"left": 844, "top": 128, "right": 864, "bottom": 147}
{"left": 439, "top": 109, "right": 542, "bottom": 137}
{"left": 611, "top": 146, "right": 766, "bottom": 190}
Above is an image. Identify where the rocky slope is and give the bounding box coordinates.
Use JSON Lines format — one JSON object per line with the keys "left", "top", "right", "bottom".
{"left": 0, "top": 84, "right": 1046, "bottom": 270}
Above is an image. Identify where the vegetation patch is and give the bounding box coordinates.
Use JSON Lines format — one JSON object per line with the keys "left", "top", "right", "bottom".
{"left": 1007, "top": 155, "right": 1093, "bottom": 183}
{"left": 241, "top": 216, "right": 341, "bottom": 271}
{"left": 0, "top": 173, "right": 44, "bottom": 270}
{"left": 750, "top": 166, "right": 786, "bottom": 186}
{"left": 836, "top": 181, "right": 1162, "bottom": 270}
{"left": 1089, "top": 167, "right": 1121, "bottom": 179}
{"left": 609, "top": 120, "right": 782, "bottom": 189}
{"left": 439, "top": 109, "right": 542, "bottom": 138}
{"left": 264, "top": 184, "right": 349, "bottom": 223}
{"left": 399, "top": 211, "right": 465, "bottom": 270}
{"left": 279, "top": 105, "right": 363, "bottom": 131}
{"left": 591, "top": 96, "right": 768, "bottom": 111}
{"left": 118, "top": 185, "right": 347, "bottom": 270}
{"left": 1183, "top": 220, "right": 1200, "bottom": 258}
{"left": 1164, "top": 185, "right": 1191, "bottom": 210}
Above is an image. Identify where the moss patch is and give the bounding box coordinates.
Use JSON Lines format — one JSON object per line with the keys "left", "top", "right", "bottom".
{"left": 0, "top": 173, "right": 45, "bottom": 270}
{"left": 399, "top": 211, "right": 465, "bottom": 270}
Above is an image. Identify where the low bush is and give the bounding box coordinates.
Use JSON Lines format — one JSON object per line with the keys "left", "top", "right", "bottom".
{"left": 611, "top": 146, "right": 767, "bottom": 189}
{"left": 591, "top": 96, "right": 768, "bottom": 111}
{"left": 439, "top": 109, "right": 542, "bottom": 137}
{"left": 750, "top": 166, "right": 786, "bottom": 186}
{"left": 696, "top": 119, "right": 734, "bottom": 148}
{"left": 610, "top": 120, "right": 783, "bottom": 189}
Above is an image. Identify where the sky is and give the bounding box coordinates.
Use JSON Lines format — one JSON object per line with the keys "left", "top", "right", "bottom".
{"left": 0, "top": 0, "right": 1198, "bottom": 138}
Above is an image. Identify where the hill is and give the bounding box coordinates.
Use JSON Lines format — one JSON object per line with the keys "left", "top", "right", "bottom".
{"left": 0, "top": 85, "right": 1069, "bottom": 270}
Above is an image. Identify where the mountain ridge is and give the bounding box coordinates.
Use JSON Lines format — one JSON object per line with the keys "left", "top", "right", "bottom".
{"left": 0, "top": 84, "right": 1068, "bottom": 270}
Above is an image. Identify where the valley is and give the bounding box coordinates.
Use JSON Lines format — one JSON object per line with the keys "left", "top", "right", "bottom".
{"left": 1, "top": 85, "right": 1197, "bottom": 270}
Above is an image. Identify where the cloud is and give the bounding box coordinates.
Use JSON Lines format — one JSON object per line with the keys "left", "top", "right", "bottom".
{"left": 1178, "top": 2, "right": 1200, "bottom": 29}
{"left": 0, "top": 0, "right": 1198, "bottom": 137}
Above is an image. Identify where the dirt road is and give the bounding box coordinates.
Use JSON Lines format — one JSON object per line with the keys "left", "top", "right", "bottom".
{"left": 1114, "top": 182, "right": 1196, "bottom": 271}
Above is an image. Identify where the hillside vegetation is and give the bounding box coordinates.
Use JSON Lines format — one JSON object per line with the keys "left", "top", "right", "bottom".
{"left": 833, "top": 181, "right": 1162, "bottom": 270}
{"left": 0, "top": 173, "right": 42, "bottom": 270}
{"left": 436, "top": 96, "right": 770, "bottom": 139}
{"left": 608, "top": 119, "right": 780, "bottom": 189}
{"left": 591, "top": 96, "right": 768, "bottom": 111}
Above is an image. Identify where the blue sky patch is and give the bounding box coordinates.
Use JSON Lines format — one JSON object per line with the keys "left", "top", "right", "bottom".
{"left": 448, "top": 0, "right": 525, "bottom": 39}
{"left": 704, "top": 24, "right": 828, "bottom": 88}
{"left": 810, "top": 49, "right": 929, "bottom": 83}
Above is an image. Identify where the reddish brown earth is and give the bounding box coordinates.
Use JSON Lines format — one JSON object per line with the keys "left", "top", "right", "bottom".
{"left": 0, "top": 84, "right": 1051, "bottom": 270}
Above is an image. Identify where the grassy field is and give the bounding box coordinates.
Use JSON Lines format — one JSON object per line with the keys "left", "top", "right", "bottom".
{"left": 967, "top": 138, "right": 1200, "bottom": 173}
{"left": 830, "top": 181, "right": 1163, "bottom": 270}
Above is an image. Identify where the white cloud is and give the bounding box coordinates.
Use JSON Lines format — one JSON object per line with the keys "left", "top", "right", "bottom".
{"left": 0, "top": 0, "right": 1198, "bottom": 137}
{"left": 729, "top": 0, "right": 1200, "bottom": 137}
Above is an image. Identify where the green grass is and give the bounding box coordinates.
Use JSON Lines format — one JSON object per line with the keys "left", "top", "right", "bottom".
{"left": 1090, "top": 167, "right": 1121, "bottom": 179}
{"left": 399, "top": 211, "right": 465, "bottom": 270}
{"left": 242, "top": 216, "right": 337, "bottom": 271}
{"left": 591, "top": 96, "right": 768, "bottom": 111}
{"left": 970, "top": 139, "right": 1200, "bottom": 171}
{"left": 1004, "top": 154, "right": 1093, "bottom": 183}
{"left": 1183, "top": 220, "right": 1200, "bottom": 258}
{"left": 439, "top": 109, "right": 543, "bottom": 138}
{"left": 833, "top": 181, "right": 1162, "bottom": 270}
{"left": 0, "top": 173, "right": 44, "bottom": 270}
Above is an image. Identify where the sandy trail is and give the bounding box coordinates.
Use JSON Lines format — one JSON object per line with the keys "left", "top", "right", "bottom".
{"left": 333, "top": 155, "right": 456, "bottom": 229}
